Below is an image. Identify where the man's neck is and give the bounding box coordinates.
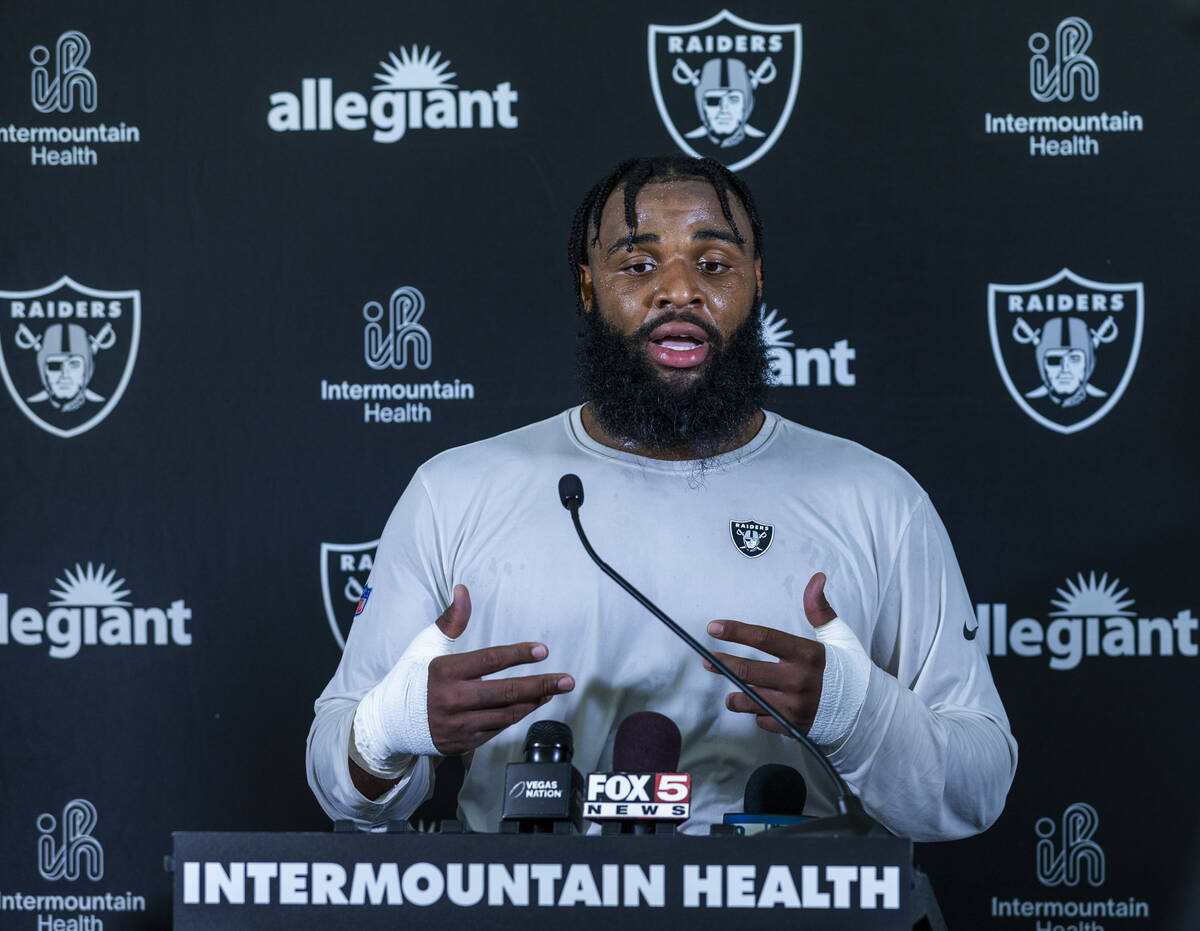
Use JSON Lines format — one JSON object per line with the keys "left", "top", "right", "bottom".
{"left": 579, "top": 403, "right": 765, "bottom": 461}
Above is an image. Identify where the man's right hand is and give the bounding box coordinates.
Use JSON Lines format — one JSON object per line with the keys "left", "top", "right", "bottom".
{"left": 427, "top": 584, "right": 574, "bottom": 755}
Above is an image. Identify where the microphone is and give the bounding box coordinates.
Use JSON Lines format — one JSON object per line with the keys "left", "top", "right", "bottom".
{"left": 612, "top": 711, "right": 681, "bottom": 772}
{"left": 723, "top": 764, "right": 810, "bottom": 835}
{"left": 585, "top": 711, "right": 691, "bottom": 834}
{"left": 500, "top": 720, "right": 584, "bottom": 834}
{"left": 558, "top": 472, "right": 880, "bottom": 834}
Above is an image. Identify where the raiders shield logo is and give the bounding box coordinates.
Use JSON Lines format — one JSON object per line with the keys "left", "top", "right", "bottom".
{"left": 731, "top": 520, "right": 773, "bottom": 558}
{"left": 320, "top": 539, "right": 379, "bottom": 650}
{"left": 0, "top": 276, "right": 140, "bottom": 438}
{"left": 988, "top": 268, "right": 1143, "bottom": 434}
{"left": 648, "top": 10, "right": 802, "bottom": 171}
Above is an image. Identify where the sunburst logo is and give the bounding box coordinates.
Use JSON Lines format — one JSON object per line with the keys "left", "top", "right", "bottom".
{"left": 760, "top": 305, "right": 793, "bottom": 349}
{"left": 1049, "top": 572, "right": 1135, "bottom": 618}
{"left": 373, "top": 45, "right": 457, "bottom": 90}
{"left": 49, "top": 562, "right": 131, "bottom": 606}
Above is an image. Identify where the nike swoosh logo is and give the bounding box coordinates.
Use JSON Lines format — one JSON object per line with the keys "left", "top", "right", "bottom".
{"left": 963, "top": 622, "right": 979, "bottom": 641}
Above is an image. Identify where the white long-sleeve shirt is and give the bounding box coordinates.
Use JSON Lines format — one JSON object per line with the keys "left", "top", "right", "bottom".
{"left": 307, "top": 407, "right": 1017, "bottom": 841}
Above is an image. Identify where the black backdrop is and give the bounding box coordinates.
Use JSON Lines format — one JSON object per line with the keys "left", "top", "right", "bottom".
{"left": 2, "top": 2, "right": 1198, "bottom": 927}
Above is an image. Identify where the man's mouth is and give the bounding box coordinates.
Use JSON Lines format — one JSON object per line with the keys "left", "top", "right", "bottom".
{"left": 646, "top": 321, "right": 712, "bottom": 369}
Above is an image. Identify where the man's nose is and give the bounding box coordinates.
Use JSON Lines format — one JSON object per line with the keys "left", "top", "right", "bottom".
{"left": 653, "top": 258, "right": 703, "bottom": 309}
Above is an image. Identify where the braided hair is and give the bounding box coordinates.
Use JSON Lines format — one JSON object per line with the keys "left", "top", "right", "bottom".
{"left": 567, "top": 155, "right": 764, "bottom": 315}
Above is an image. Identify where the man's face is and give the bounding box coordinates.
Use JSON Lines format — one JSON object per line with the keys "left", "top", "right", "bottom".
{"left": 703, "top": 89, "right": 746, "bottom": 135}
{"left": 578, "top": 180, "right": 762, "bottom": 389}
{"left": 42, "top": 353, "right": 87, "bottom": 400}
{"left": 575, "top": 179, "right": 767, "bottom": 456}
{"left": 1043, "top": 347, "right": 1088, "bottom": 396}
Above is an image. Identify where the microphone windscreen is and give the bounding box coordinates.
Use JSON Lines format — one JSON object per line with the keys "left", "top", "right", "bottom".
{"left": 744, "top": 763, "right": 807, "bottom": 816}
{"left": 525, "top": 719, "right": 574, "bottom": 763}
{"left": 558, "top": 473, "right": 584, "bottom": 509}
{"left": 612, "top": 711, "right": 682, "bottom": 772}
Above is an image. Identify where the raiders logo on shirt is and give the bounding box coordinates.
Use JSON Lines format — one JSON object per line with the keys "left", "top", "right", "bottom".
{"left": 730, "top": 520, "right": 773, "bottom": 558}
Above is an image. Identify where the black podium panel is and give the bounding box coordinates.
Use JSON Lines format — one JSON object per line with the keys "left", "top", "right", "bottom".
{"left": 171, "top": 831, "right": 914, "bottom": 929}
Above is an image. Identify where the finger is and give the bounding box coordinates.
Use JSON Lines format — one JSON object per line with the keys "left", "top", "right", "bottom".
{"left": 465, "top": 673, "right": 574, "bottom": 710}
{"left": 803, "top": 572, "right": 838, "bottom": 628}
{"left": 707, "top": 618, "right": 808, "bottom": 661}
{"left": 439, "top": 641, "right": 550, "bottom": 679}
{"left": 754, "top": 714, "right": 793, "bottom": 736}
{"left": 466, "top": 700, "right": 559, "bottom": 735}
{"left": 435, "top": 584, "right": 472, "bottom": 639}
{"left": 702, "top": 651, "right": 792, "bottom": 690}
{"left": 724, "top": 687, "right": 804, "bottom": 717}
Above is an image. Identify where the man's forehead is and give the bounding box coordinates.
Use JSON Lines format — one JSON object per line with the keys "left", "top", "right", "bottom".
{"left": 592, "top": 179, "right": 751, "bottom": 247}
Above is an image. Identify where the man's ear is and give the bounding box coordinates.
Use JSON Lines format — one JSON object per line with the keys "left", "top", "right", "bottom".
{"left": 578, "top": 263, "right": 594, "bottom": 313}
{"left": 754, "top": 257, "right": 763, "bottom": 303}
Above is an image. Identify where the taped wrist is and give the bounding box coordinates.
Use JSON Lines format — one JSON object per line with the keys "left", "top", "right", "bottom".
{"left": 806, "top": 617, "right": 871, "bottom": 747}
{"left": 352, "top": 622, "right": 457, "bottom": 777}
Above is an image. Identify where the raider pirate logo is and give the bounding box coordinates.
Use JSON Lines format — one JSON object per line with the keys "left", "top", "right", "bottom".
{"left": 320, "top": 540, "right": 378, "bottom": 650}
{"left": 730, "top": 520, "right": 773, "bottom": 558}
{"left": 988, "top": 268, "right": 1143, "bottom": 434}
{"left": 648, "top": 10, "right": 802, "bottom": 171}
{"left": 0, "top": 276, "right": 140, "bottom": 438}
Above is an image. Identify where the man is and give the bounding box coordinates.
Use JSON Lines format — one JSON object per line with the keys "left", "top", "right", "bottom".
{"left": 307, "top": 155, "right": 1017, "bottom": 841}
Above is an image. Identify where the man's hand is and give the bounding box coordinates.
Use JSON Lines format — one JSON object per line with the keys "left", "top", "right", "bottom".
{"left": 427, "top": 584, "right": 575, "bottom": 755}
{"left": 703, "top": 572, "right": 837, "bottom": 735}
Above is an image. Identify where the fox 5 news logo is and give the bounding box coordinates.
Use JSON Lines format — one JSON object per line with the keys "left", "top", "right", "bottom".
{"left": 584, "top": 772, "right": 691, "bottom": 820}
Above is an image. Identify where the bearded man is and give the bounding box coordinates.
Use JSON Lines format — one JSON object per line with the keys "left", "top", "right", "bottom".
{"left": 307, "top": 155, "right": 1017, "bottom": 841}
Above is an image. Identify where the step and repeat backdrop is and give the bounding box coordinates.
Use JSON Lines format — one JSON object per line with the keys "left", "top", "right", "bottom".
{"left": 3, "top": 1, "right": 1198, "bottom": 927}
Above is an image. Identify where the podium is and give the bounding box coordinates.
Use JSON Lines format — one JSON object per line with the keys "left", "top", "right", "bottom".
{"left": 170, "top": 829, "right": 942, "bottom": 929}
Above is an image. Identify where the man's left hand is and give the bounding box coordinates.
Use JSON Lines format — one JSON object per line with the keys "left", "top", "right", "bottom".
{"left": 703, "top": 572, "right": 837, "bottom": 735}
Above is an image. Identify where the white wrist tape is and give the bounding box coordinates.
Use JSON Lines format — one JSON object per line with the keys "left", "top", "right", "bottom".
{"left": 806, "top": 617, "right": 871, "bottom": 747}
{"left": 352, "top": 622, "right": 457, "bottom": 777}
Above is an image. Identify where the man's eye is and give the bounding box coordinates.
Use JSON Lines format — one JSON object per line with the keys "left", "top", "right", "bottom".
{"left": 699, "top": 260, "right": 729, "bottom": 273}
{"left": 624, "top": 262, "right": 653, "bottom": 274}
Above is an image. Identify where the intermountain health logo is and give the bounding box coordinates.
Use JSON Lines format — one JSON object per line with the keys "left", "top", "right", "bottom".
{"left": 38, "top": 799, "right": 103, "bottom": 882}
{"left": 988, "top": 268, "right": 1143, "bottom": 434}
{"left": 648, "top": 10, "right": 801, "bottom": 171}
{"left": 973, "top": 572, "right": 1196, "bottom": 670}
{"left": 760, "top": 306, "right": 855, "bottom": 387}
{"left": 320, "top": 540, "right": 378, "bottom": 649}
{"left": 17, "top": 798, "right": 153, "bottom": 926}
{"left": 267, "top": 43, "right": 518, "bottom": 142}
{"left": 988, "top": 800, "right": 1151, "bottom": 923}
{"left": 983, "top": 16, "right": 1144, "bottom": 157}
{"left": 318, "top": 285, "right": 477, "bottom": 425}
{"left": 0, "top": 276, "right": 141, "bottom": 438}
{"left": 0, "top": 30, "right": 142, "bottom": 166}
{"left": 0, "top": 563, "right": 193, "bottom": 659}
{"left": 1037, "top": 803, "right": 1104, "bottom": 887}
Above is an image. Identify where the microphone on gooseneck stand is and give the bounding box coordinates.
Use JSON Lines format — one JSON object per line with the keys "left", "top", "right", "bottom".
{"left": 723, "top": 764, "right": 810, "bottom": 835}
{"left": 585, "top": 711, "right": 691, "bottom": 835}
{"left": 500, "top": 720, "right": 584, "bottom": 834}
{"left": 557, "top": 473, "right": 884, "bottom": 837}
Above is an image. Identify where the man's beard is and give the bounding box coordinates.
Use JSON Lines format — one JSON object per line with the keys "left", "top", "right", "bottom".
{"left": 577, "top": 301, "right": 769, "bottom": 458}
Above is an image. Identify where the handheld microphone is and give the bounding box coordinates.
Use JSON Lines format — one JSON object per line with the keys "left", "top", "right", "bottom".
{"left": 500, "top": 720, "right": 584, "bottom": 834}
{"left": 723, "top": 763, "right": 810, "bottom": 835}
{"left": 585, "top": 711, "right": 691, "bottom": 834}
{"left": 558, "top": 472, "right": 880, "bottom": 834}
